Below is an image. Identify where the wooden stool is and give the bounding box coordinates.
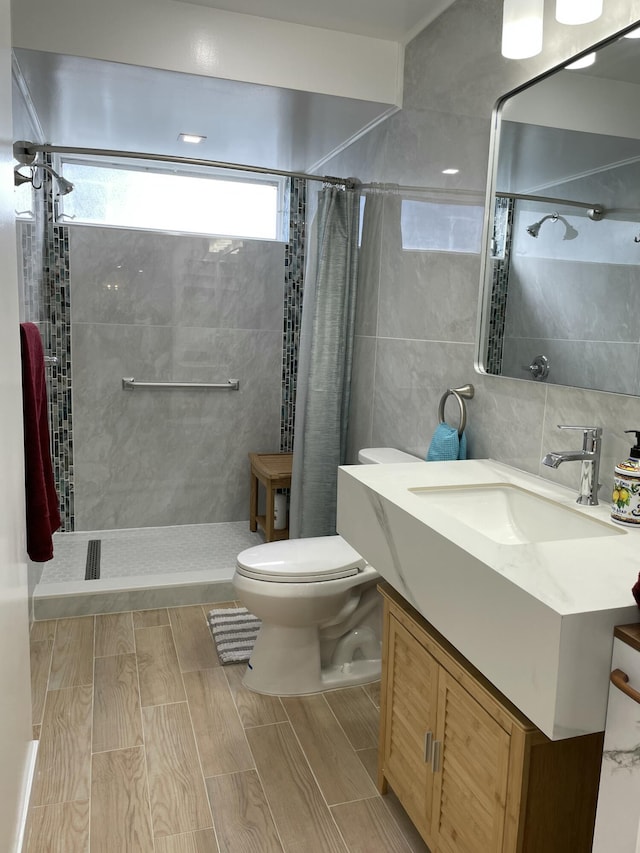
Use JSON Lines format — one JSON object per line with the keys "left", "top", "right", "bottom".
{"left": 248, "top": 452, "right": 293, "bottom": 542}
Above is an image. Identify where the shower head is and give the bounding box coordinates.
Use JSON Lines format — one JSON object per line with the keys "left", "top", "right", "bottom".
{"left": 53, "top": 173, "right": 74, "bottom": 196}
{"left": 526, "top": 212, "right": 559, "bottom": 238}
{"left": 13, "top": 163, "right": 74, "bottom": 196}
{"left": 40, "top": 163, "right": 74, "bottom": 195}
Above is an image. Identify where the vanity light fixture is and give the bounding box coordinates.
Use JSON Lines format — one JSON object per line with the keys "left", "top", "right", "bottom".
{"left": 502, "top": 0, "right": 605, "bottom": 60}
{"left": 555, "top": 0, "right": 603, "bottom": 25}
{"left": 565, "top": 51, "right": 596, "bottom": 69}
{"left": 178, "top": 133, "right": 206, "bottom": 144}
{"left": 501, "top": 0, "right": 544, "bottom": 59}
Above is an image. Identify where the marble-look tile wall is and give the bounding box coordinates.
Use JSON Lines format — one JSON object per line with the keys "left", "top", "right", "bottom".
{"left": 325, "top": 0, "right": 640, "bottom": 503}
{"left": 500, "top": 158, "right": 640, "bottom": 394}
{"left": 70, "top": 227, "right": 284, "bottom": 529}
{"left": 502, "top": 254, "right": 640, "bottom": 395}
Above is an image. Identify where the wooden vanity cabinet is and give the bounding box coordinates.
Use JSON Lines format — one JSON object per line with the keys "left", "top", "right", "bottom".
{"left": 378, "top": 583, "right": 604, "bottom": 853}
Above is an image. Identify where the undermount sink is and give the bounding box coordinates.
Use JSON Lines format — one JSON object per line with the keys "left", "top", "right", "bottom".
{"left": 409, "top": 482, "right": 624, "bottom": 545}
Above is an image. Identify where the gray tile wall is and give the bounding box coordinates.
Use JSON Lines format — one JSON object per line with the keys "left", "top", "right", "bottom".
{"left": 69, "top": 227, "right": 285, "bottom": 529}
{"left": 500, "top": 159, "right": 640, "bottom": 394}
{"left": 324, "top": 0, "right": 640, "bottom": 502}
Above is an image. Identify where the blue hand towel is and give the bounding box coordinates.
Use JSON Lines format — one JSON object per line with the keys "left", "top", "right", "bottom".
{"left": 426, "top": 423, "right": 467, "bottom": 462}
{"left": 458, "top": 431, "right": 467, "bottom": 460}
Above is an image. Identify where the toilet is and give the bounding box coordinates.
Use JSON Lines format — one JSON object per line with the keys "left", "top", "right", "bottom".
{"left": 233, "top": 447, "right": 421, "bottom": 695}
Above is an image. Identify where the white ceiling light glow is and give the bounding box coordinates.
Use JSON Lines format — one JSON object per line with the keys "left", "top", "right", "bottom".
{"left": 623, "top": 26, "right": 640, "bottom": 39}
{"left": 501, "top": 0, "right": 544, "bottom": 59}
{"left": 178, "top": 133, "right": 206, "bottom": 144}
{"left": 442, "top": 168, "right": 459, "bottom": 174}
{"left": 555, "top": 0, "right": 603, "bottom": 25}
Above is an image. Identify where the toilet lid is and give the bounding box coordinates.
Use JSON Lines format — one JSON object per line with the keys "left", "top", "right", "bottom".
{"left": 236, "top": 535, "right": 366, "bottom": 583}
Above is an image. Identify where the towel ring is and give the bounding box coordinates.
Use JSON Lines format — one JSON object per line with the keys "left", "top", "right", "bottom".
{"left": 438, "top": 383, "right": 475, "bottom": 437}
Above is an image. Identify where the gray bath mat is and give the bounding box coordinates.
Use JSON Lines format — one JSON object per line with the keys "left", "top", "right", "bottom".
{"left": 207, "top": 606, "right": 261, "bottom": 665}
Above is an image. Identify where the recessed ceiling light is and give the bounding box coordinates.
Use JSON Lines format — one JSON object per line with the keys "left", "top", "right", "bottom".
{"left": 178, "top": 133, "right": 206, "bottom": 144}
{"left": 442, "top": 168, "right": 460, "bottom": 175}
{"left": 566, "top": 52, "right": 596, "bottom": 69}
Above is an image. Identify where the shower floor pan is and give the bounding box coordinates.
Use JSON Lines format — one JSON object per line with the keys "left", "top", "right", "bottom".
{"left": 34, "top": 521, "right": 263, "bottom": 619}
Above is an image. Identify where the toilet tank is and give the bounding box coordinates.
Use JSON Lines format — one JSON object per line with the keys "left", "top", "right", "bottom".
{"left": 357, "top": 447, "right": 421, "bottom": 464}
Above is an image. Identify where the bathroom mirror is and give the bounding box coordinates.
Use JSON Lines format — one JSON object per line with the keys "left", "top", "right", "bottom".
{"left": 477, "top": 22, "right": 640, "bottom": 396}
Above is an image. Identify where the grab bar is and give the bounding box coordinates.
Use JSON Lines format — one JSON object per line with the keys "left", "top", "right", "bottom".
{"left": 122, "top": 377, "right": 240, "bottom": 391}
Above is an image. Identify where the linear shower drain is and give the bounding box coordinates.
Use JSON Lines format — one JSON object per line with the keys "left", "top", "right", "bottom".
{"left": 85, "top": 539, "right": 102, "bottom": 580}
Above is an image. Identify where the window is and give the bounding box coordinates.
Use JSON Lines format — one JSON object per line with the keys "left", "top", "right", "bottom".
{"left": 58, "top": 161, "right": 288, "bottom": 241}
{"left": 401, "top": 199, "right": 484, "bottom": 254}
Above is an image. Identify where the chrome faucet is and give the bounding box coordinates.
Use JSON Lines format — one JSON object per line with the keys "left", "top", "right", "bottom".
{"left": 542, "top": 425, "right": 602, "bottom": 506}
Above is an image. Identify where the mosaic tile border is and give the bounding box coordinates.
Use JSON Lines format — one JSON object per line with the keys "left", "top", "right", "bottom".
{"left": 280, "top": 177, "right": 306, "bottom": 453}
{"left": 486, "top": 196, "right": 514, "bottom": 376}
{"left": 43, "top": 158, "right": 74, "bottom": 531}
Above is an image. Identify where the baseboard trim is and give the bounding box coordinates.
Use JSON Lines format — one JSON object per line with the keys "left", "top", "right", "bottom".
{"left": 14, "top": 739, "right": 38, "bottom": 853}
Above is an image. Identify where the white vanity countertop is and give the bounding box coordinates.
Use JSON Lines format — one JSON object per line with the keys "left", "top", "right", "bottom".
{"left": 337, "top": 458, "right": 640, "bottom": 738}
{"left": 339, "top": 458, "right": 637, "bottom": 617}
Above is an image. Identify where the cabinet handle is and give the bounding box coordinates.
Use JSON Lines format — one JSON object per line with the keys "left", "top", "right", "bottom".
{"left": 611, "top": 668, "right": 640, "bottom": 705}
{"left": 431, "top": 739, "right": 442, "bottom": 773}
{"left": 423, "top": 731, "right": 433, "bottom": 763}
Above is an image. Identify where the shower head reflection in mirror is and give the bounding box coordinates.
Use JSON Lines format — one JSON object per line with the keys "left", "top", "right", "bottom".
{"left": 526, "top": 212, "right": 578, "bottom": 240}
{"left": 526, "top": 212, "right": 558, "bottom": 237}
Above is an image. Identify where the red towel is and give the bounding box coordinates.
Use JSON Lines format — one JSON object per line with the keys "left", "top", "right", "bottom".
{"left": 19, "top": 323, "right": 61, "bottom": 561}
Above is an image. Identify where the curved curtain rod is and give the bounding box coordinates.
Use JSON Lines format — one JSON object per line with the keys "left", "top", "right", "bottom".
{"left": 496, "top": 190, "right": 604, "bottom": 218}
{"left": 14, "top": 141, "right": 359, "bottom": 189}
{"left": 360, "top": 182, "right": 484, "bottom": 205}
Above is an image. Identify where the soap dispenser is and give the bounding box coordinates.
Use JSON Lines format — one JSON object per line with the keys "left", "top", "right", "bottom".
{"left": 612, "top": 430, "right": 640, "bottom": 525}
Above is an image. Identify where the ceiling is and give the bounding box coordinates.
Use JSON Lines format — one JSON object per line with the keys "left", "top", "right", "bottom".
{"left": 171, "top": 0, "right": 456, "bottom": 43}
{"left": 580, "top": 28, "right": 640, "bottom": 85}
{"left": 13, "top": 1, "right": 456, "bottom": 175}
{"left": 13, "top": 49, "right": 395, "bottom": 174}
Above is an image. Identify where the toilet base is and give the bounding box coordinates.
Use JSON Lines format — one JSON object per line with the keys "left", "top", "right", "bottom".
{"left": 241, "top": 622, "right": 380, "bottom": 696}
{"left": 316, "top": 658, "right": 381, "bottom": 692}
{"left": 242, "top": 657, "right": 381, "bottom": 696}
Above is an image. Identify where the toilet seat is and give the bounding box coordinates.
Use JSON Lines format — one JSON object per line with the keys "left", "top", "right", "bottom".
{"left": 236, "top": 535, "right": 366, "bottom": 583}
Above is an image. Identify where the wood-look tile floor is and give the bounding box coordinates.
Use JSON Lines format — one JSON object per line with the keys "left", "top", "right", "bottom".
{"left": 26, "top": 603, "right": 430, "bottom": 853}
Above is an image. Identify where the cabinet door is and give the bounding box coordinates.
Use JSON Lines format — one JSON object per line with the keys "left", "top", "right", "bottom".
{"left": 431, "top": 670, "right": 511, "bottom": 853}
{"left": 382, "top": 614, "right": 440, "bottom": 841}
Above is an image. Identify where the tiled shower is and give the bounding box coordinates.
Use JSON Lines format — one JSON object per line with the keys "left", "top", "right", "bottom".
{"left": 19, "top": 171, "right": 308, "bottom": 604}
{"left": 70, "top": 225, "right": 284, "bottom": 530}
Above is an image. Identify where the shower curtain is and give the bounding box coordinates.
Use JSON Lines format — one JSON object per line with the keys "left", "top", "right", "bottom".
{"left": 289, "top": 185, "right": 364, "bottom": 539}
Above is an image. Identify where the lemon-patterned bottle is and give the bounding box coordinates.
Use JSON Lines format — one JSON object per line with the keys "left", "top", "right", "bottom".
{"left": 612, "top": 430, "right": 640, "bottom": 525}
